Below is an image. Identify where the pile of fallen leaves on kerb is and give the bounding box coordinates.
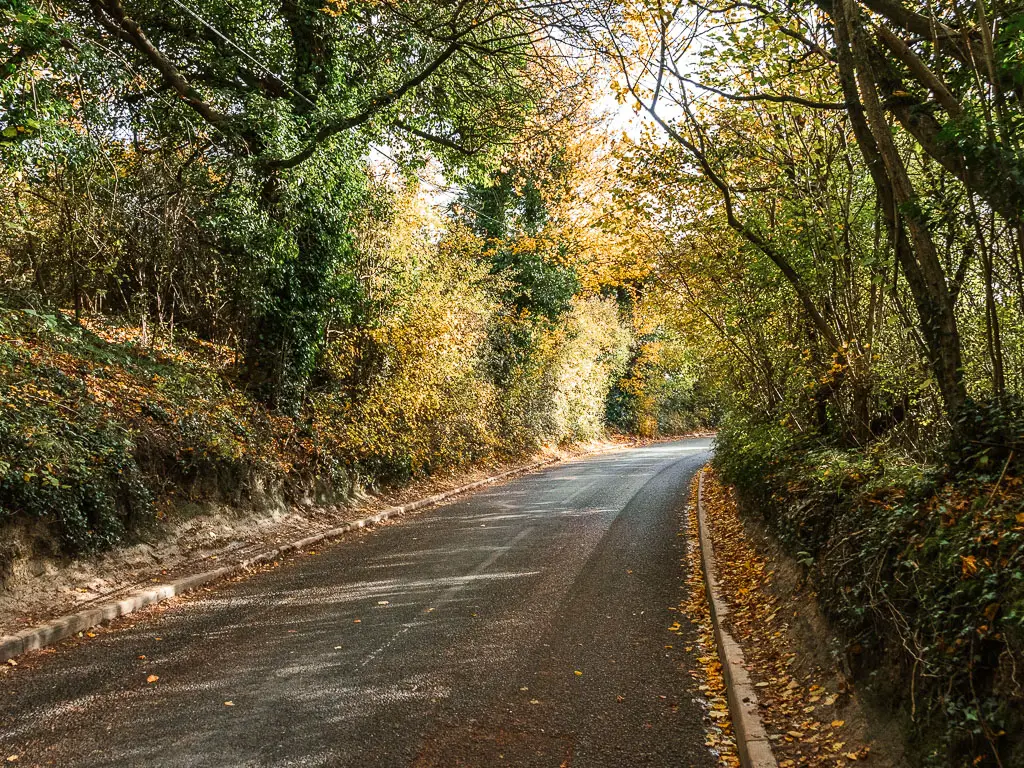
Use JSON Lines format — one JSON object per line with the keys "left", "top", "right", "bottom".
{"left": 681, "top": 474, "right": 741, "bottom": 767}
{"left": 700, "top": 468, "right": 873, "bottom": 767}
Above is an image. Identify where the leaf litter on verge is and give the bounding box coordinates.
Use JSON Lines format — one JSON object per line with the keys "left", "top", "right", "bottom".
{"left": 701, "top": 468, "right": 873, "bottom": 767}
{"left": 681, "top": 474, "right": 741, "bottom": 767}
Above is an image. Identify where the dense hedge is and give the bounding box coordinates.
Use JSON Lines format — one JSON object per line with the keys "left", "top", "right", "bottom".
{"left": 715, "top": 404, "right": 1024, "bottom": 767}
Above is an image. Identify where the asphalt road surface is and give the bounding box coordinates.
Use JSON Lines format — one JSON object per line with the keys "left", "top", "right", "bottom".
{"left": 1, "top": 438, "right": 716, "bottom": 768}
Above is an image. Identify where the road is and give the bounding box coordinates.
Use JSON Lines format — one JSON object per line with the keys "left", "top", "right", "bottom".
{"left": 1, "top": 438, "right": 715, "bottom": 768}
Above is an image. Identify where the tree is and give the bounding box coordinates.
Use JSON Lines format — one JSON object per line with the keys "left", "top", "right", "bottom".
{"left": 587, "top": 0, "right": 1024, "bottom": 439}
{"left": 4, "top": 0, "right": 565, "bottom": 408}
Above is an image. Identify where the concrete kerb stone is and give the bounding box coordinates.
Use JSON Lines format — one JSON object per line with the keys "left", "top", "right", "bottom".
{"left": 696, "top": 469, "right": 778, "bottom": 768}
{"left": 0, "top": 442, "right": 630, "bottom": 663}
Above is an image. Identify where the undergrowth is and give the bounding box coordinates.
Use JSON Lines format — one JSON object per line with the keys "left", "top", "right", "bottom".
{"left": 0, "top": 307, "right": 289, "bottom": 552}
{"left": 715, "top": 406, "right": 1024, "bottom": 767}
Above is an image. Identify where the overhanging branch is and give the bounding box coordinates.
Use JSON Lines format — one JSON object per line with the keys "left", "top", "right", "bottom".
{"left": 393, "top": 121, "right": 478, "bottom": 156}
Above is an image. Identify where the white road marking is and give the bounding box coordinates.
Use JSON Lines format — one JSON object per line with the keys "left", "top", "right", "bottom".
{"left": 358, "top": 527, "right": 535, "bottom": 668}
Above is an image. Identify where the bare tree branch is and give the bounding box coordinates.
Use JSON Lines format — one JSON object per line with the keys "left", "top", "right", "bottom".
{"left": 393, "top": 120, "right": 478, "bottom": 156}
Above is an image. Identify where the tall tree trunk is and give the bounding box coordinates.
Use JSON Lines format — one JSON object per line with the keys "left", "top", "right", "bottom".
{"left": 969, "top": 197, "right": 1006, "bottom": 397}
{"left": 830, "top": 0, "right": 967, "bottom": 429}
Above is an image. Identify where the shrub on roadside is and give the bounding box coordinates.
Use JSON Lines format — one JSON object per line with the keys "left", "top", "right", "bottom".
{"left": 0, "top": 204, "right": 640, "bottom": 554}
{"left": 715, "top": 409, "right": 1024, "bottom": 766}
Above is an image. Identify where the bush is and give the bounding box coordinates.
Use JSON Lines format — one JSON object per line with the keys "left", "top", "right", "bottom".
{"left": 715, "top": 409, "right": 1024, "bottom": 766}
{"left": 0, "top": 182, "right": 653, "bottom": 557}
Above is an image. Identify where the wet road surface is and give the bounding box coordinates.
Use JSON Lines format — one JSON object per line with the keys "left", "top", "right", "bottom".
{"left": 1, "top": 438, "right": 716, "bottom": 767}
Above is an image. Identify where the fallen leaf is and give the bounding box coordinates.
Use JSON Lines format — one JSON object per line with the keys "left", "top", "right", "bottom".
{"left": 961, "top": 555, "right": 978, "bottom": 577}
{"left": 831, "top": 720, "right": 845, "bottom": 728}
{"left": 574, "top": 670, "right": 583, "bottom": 676}
{"left": 224, "top": 701, "right": 234, "bottom": 706}
{"left": 146, "top": 675, "right": 159, "bottom": 684}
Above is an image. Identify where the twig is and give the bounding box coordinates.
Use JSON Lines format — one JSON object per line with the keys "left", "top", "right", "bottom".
{"left": 984, "top": 450, "right": 1014, "bottom": 512}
